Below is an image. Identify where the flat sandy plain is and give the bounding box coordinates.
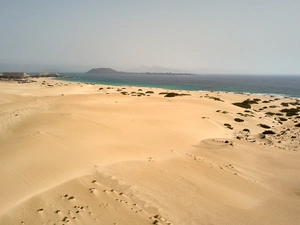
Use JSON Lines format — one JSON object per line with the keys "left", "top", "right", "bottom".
{"left": 0, "top": 78, "right": 300, "bottom": 225}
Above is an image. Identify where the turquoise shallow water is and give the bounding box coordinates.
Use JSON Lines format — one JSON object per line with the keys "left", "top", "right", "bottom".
{"left": 55, "top": 73, "right": 300, "bottom": 99}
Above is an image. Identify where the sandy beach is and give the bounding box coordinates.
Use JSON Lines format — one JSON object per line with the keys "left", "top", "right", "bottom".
{"left": 0, "top": 78, "right": 300, "bottom": 225}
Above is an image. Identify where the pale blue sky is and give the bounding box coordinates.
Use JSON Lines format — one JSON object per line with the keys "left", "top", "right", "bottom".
{"left": 0, "top": 0, "right": 299, "bottom": 74}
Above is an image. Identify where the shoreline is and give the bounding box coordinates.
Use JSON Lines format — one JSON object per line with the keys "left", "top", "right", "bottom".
{"left": 52, "top": 74, "right": 300, "bottom": 99}
{"left": 1, "top": 78, "right": 300, "bottom": 225}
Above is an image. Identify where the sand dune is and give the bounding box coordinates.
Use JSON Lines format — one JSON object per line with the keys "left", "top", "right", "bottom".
{"left": 0, "top": 78, "right": 299, "bottom": 225}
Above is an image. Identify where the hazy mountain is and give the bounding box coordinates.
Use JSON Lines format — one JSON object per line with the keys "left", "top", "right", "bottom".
{"left": 85, "top": 67, "right": 195, "bottom": 75}
{"left": 85, "top": 68, "right": 125, "bottom": 74}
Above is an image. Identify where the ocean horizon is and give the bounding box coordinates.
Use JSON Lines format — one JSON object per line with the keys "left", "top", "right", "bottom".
{"left": 54, "top": 73, "right": 300, "bottom": 99}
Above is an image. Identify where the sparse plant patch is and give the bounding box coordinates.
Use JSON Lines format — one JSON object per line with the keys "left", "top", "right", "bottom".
{"left": 205, "top": 95, "right": 224, "bottom": 101}
{"left": 280, "top": 108, "right": 300, "bottom": 116}
{"left": 232, "top": 99, "right": 260, "bottom": 109}
{"left": 164, "top": 92, "right": 190, "bottom": 97}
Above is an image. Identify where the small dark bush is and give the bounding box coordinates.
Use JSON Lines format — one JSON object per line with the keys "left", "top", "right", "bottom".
{"left": 295, "top": 123, "right": 300, "bottom": 127}
{"left": 278, "top": 117, "right": 287, "bottom": 121}
{"left": 262, "top": 130, "right": 276, "bottom": 135}
{"left": 265, "top": 112, "right": 275, "bottom": 116}
{"left": 258, "top": 124, "right": 271, "bottom": 129}
{"left": 234, "top": 118, "right": 244, "bottom": 122}
{"left": 232, "top": 102, "right": 251, "bottom": 109}
{"left": 224, "top": 123, "right": 233, "bottom": 129}
{"left": 275, "top": 113, "right": 284, "bottom": 116}
{"left": 164, "top": 93, "right": 179, "bottom": 97}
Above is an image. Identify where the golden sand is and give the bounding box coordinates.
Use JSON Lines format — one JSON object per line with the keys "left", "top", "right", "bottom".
{"left": 0, "top": 78, "right": 299, "bottom": 225}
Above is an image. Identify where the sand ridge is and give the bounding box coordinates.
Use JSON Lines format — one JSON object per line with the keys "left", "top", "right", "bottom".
{"left": 0, "top": 78, "right": 300, "bottom": 225}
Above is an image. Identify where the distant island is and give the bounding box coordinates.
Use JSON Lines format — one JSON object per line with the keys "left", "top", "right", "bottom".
{"left": 85, "top": 68, "right": 194, "bottom": 75}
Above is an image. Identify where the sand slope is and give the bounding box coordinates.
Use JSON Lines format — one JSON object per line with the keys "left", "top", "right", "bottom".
{"left": 0, "top": 79, "right": 299, "bottom": 225}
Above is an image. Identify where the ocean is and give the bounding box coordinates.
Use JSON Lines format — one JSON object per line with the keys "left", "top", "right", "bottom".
{"left": 55, "top": 73, "right": 300, "bottom": 99}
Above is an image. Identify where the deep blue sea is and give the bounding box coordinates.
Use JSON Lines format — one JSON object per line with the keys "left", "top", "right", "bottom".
{"left": 55, "top": 73, "right": 300, "bottom": 99}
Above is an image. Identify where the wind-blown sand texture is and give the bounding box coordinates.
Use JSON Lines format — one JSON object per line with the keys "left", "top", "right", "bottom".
{"left": 1, "top": 78, "right": 300, "bottom": 225}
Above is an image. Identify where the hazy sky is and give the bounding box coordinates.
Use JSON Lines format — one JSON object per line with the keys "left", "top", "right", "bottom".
{"left": 1, "top": 0, "right": 300, "bottom": 74}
